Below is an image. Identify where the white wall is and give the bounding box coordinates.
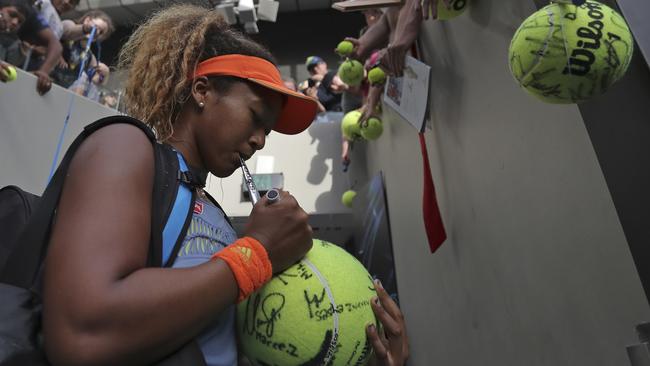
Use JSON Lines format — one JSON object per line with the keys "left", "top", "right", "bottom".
{"left": 0, "top": 69, "right": 115, "bottom": 194}
{"left": 359, "top": 1, "right": 650, "bottom": 365}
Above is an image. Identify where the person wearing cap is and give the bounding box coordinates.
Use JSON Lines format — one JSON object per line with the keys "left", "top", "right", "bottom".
{"left": 306, "top": 55, "right": 349, "bottom": 112}
{"left": 41, "top": 5, "right": 408, "bottom": 366}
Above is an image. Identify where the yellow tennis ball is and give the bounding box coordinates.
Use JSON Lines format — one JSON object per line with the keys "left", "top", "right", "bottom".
{"left": 367, "top": 67, "right": 386, "bottom": 85}
{"left": 341, "top": 190, "right": 357, "bottom": 208}
{"left": 2, "top": 65, "right": 17, "bottom": 82}
{"left": 237, "top": 239, "right": 377, "bottom": 366}
{"left": 336, "top": 40, "right": 354, "bottom": 57}
{"left": 341, "top": 110, "right": 362, "bottom": 141}
{"left": 337, "top": 59, "right": 364, "bottom": 86}
{"left": 436, "top": 0, "right": 469, "bottom": 20}
{"left": 508, "top": 0, "right": 634, "bottom": 104}
{"left": 360, "top": 117, "right": 383, "bottom": 141}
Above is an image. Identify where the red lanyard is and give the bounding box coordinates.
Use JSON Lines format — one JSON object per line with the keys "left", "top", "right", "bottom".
{"left": 412, "top": 43, "right": 446, "bottom": 252}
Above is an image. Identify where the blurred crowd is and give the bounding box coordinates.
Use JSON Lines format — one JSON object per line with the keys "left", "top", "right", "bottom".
{"left": 2, "top": 0, "right": 450, "bottom": 113}
{"left": 0, "top": 0, "right": 118, "bottom": 108}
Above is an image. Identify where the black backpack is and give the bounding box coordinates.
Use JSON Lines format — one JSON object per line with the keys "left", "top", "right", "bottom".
{"left": 0, "top": 116, "right": 229, "bottom": 365}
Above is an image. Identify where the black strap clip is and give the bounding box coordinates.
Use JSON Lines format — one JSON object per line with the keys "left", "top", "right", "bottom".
{"left": 177, "top": 170, "right": 205, "bottom": 188}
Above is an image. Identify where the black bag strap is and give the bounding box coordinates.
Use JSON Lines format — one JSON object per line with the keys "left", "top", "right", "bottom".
{"left": 0, "top": 186, "right": 39, "bottom": 273}
{"left": 0, "top": 116, "right": 156, "bottom": 288}
{"left": 150, "top": 144, "right": 234, "bottom": 267}
{"left": 150, "top": 144, "right": 197, "bottom": 268}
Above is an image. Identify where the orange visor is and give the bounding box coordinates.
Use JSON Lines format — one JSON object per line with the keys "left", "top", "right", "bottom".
{"left": 194, "top": 54, "right": 319, "bottom": 135}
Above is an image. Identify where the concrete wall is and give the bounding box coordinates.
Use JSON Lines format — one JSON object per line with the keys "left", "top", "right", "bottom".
{"left": 0, "top": 69, "right": 115, "bottom": 194}
{"left": 358, "top": 1, "right": 650, "bottom": 365}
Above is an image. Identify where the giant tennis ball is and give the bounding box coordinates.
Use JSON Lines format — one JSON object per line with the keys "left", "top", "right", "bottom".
{"left": 337, "top": 59, "right": 364, "bottom": 86}
{"left": 336, "top": 40, "right": 354, "bottom": 57}
{"left": 1, "top": 65, "right": 17, "bottom": 82}
{"left": 237, "top": 239, "right": 377, "bottom": 366}
{"left": 436, "top": 0, "right": 469, "bottom": 20}
{"left": 341, "top": 110, "right": 362, "bottom": 141}
{"left": 341, "top": 190, "right": 357, "bottom": 208}
{"left": 360, "top": 117, "right": 383, "bottom": 141}
{"left": 367, "top": 67, "right": 386, "bottom": 85}
{"left": 508, "top": 1, "right": 634, "bottom": 104}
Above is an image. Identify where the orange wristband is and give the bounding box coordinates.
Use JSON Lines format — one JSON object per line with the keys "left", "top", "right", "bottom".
{"left": 212, "top": 237, "right": 273, "bottom": 303}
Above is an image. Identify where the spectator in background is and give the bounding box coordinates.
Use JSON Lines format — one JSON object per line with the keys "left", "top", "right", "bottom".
{"left": 282, "top": 76, "right": 296, "bottom": 91}
{"left": 360, "top": 8, "right": 382, "bottom": 35}
{"left": 34, "top": 0, "right": 79, "bottom": 40}
{"left": 298, "top": 78, "right": 326, "bottom": 113}
{"left": 69, "top": 61, "right": 108, "bottom": 101}
{"left": 52, "top": 10, "right": 113, "bottom": 88}
{"left": 0, "top": 0, "right": 28, "bottom": 60}
{"left": 0, "top": 0, "right": 61, "bottom": 94}
{"left": 16, "top": 0, "right": 78, "bottom": 74}
{"left": 305, "top": 55, "right": 348, "bottom": 112}
{"left": 61, "top": 9, "right": 112, "bottom": 42}
{"left": 99, "top": 89, "right": 118, "bottom": 109}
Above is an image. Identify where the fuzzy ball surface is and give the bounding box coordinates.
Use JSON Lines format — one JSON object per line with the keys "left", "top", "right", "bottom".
{"left": 2, "top": 65, "right": 17, "bottom": 82}
{"left": 341, "top": 110, "right": 362, "bottom": 141}
{"left": 360, "top": 117, "right": 383, "bottom": 141}
{"left": 337, "top": 59, "right": 364, "bottom": 86}
{"left": 336, "top": 41, "right": 354, "bottom": 57}
{"left": 237, "top": 239, "right": 377, "bottom": 366}
{"left": 508, "top": 0, "right": 633, "bottom": 103}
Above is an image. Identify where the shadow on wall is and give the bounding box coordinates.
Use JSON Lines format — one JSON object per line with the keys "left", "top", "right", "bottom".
{"left": 420, "top": 24, "right": 464, "bottom": 137}
{"left": 468, "top": 0, "right": 532, "bottom": 39}
{"left": 306, "top": 112, "right": 367, "bottom": 212}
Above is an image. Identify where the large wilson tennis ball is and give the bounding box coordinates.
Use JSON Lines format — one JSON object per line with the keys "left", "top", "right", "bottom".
{"left": 336, "top": 40, "right": 354, "bottom": 57}
{"left": 436, "top": 0, "right": 469, "bottom": 20}
{"left": 360, "top": 117, "right": 383, "bottom": 141}
{"left": 237, "top": 239, "right": 377, "bottom": 366}
{"left": 341, "top": 110, "right": 362, "bottom": 141}
{"left": 508, "top": 1, "right": 634, "bottom": 104}
{"left": 337, "top": 59, "right": 364, "bottom": 86}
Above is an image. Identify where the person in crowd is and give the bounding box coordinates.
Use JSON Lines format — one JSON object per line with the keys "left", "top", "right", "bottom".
{"left": 0, "top": 0, "right": 60, "bottom": 94}
{"left": 61, "top": 8, "right": 112, "bottom": 42}
{"left": 69, "top": 61, "right": 108, "bottom": 101}
{"left": 51, "top": 9, "right": 113, "bottom": 88}
{"left": 34, "top": 0, "right": 79, "bottom": 40}
{"left": 360, "top": 8, "right": 383, "bottom": 35}
{"left": 41, "top": 5, "right": 409, "bottom": 366}
{"left": 99, "top": 89, "right": 118, "bottom": 109}
{"left": 306, "top": 55, "right": 348, "bottom": 111}
{"left": 282, "top": 76, "right": 297, "bottom": 91}
{"left": 299, "top": 78, "right": 326, "bottom": 113}
{"left": 15, "top": 0, "right": 78, "bottom": 74}
{"left": 0, "top": 0, "right": 29, "bottom": 66}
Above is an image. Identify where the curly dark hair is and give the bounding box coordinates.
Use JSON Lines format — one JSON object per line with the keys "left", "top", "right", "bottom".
{"left": 118, "top": 4, "right": 276, "bottom": 141}
{"left": 0, "top": 0, "right": 35, "bottom": 24}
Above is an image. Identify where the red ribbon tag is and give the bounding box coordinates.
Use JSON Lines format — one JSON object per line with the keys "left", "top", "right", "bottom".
{"left": 419, "top": 132, "right": 447, "bottom": 252}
